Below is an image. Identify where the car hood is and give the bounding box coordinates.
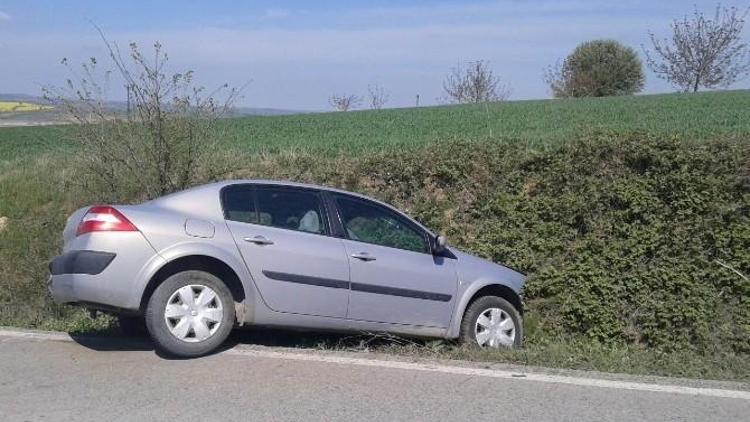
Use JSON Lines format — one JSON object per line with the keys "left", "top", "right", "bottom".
{"left": 450, "top": 248, "right": 526, "bottom": 294}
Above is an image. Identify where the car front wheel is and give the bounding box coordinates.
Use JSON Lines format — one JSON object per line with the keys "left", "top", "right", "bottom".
{"left": 145, "top": 270, "right": 235, "bottom": 358}
{"left": 460, "top": 296, "right": 522, "bottom": 348}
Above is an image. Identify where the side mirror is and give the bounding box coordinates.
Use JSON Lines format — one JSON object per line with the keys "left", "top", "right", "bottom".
{"left": 433, "top": 235, "right": 447, "bottom": 254}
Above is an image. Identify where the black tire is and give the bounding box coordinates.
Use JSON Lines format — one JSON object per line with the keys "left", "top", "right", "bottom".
{"left": 459, "top": 296, "right": 523, "bottom": 348}
{"left": 145, "top": 270, "right": 235, "bottom": 358}
{"left": 117, "top": 315, "right": 147, "bottom": 337}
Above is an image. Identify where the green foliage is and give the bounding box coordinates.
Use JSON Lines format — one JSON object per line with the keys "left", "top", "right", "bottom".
{"left": 547, "top": 39, "right": 645, "bottom": 98}
{"left": 227, "top": 133, "right": 749, "bottom": 355}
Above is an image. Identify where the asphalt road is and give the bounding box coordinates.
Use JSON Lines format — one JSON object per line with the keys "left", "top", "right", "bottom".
{"left": 0, "top": 330, "right": 748, "bottom": 422}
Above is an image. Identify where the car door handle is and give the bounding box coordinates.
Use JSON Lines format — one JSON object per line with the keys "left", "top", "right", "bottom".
{"left": 243, "top": 235, "right": 274, "bottom": 245}
{"left": 351, "top": 252, "right": 376, "bottom": 261}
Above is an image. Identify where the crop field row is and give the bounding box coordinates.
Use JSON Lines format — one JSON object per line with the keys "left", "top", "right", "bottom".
{"left": 1, "top": 90, "right": 750, "bottom": 162}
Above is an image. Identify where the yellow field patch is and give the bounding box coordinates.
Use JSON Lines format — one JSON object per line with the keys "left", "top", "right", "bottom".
{"left": 0, "top": 101, "right": 54, "bottom": 113}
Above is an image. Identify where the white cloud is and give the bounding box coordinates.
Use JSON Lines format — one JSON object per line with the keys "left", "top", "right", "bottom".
{"left": 262, "top": 9, "right": 290, "bottom": 20}
{"left": 118, "top": 16, "right": 647, "bottom": 64}
{"left": 0, "top": 11, "right": 11, "bottom": 21}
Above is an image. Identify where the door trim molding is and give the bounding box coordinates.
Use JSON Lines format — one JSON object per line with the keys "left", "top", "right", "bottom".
{"left": 262, "top": 270, "right": 349, "bottom": 290}
{"left": 262, "top": 270, "right": 452, "bottom": 302}
{"left": 350, "top": 282, "right": 452, "bottom": 302}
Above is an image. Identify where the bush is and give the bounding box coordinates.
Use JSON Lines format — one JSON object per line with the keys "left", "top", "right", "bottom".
{"left": 44, "top": 40, "right": 238, "bottom": 202}
{"left": 546, "top": 40, "right": 645, "bottom": 98}
{"left": 442, "top": 60, "right": 511, "bottom": 103}
{"left": 2, "top": 131, "right": 748, "bottom": 358}
{"left": 230, "top": 133, "right": 749, "bottom": 354}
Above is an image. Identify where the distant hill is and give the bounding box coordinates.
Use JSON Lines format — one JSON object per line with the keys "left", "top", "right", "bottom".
{"left": 0, "top": 93, "right": 308, "bottom": 127}
{"left": 231, "top": 106, "right": 307, "bottom": 116}
{"left": 0, "top": 93, "right": 48, "bottom": 102}
{"left": 97, "top": 98, "right": 305, "bottom": 117}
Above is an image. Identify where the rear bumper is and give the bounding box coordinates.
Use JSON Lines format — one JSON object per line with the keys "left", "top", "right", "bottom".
{"left": 49, "top": 250, "right": 116, "bottom": 276}
{"left": 47, "top": 273, "right": 103, "bottom": 306}
{"left": 48, "top": 232, "right": 161, "bottom": 311}
{"left": 47, "top": 250, "right": 122, "bottom": 309}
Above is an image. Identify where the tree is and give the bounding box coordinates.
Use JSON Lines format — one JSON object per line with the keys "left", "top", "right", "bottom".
{"left": 442, "top": 60, "right": 511, "bottom": 104}
{"left": 44, "top": 30, "right": 239, "bottom": 201}
{"left": 545, "top": 40, "right": 645, "bottom": 98}
{"left": 644, "top": 4, "right": 750, "bottom": 92}
{"left": 367, "top": 84, "right": 389, "bottom": 110}
{"left": 329, "top": 94, "right": 362, "bottom": 111}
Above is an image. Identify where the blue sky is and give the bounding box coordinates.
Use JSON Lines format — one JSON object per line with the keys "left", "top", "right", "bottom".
{"left": 0, "top": 1, "right": 748, "bottom": 110}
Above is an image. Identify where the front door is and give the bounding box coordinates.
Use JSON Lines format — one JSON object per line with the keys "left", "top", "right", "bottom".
{"left": 224, "top": 184, "right": 350, "bottom": 318}
{"left": 333, "top": 194, "right": 458, "bottom": 328}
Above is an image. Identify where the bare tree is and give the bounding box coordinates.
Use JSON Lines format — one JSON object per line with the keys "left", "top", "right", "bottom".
{"left": 644, "top": 4, "right": 750, "bottom": 92}
{"left": 43, "top": 29, "right": 240, "bottom": 201}
{"left": 329, "top": 94, "right": 362, "bottom": 111}
{"left": 367, "top": 84, "right": 389, "bottom": 110}
{"left": 442, "top": 60, "right": 511, "bottom": 104}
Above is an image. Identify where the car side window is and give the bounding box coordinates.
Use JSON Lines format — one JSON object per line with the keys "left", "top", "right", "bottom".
{"left": 255, "top": 187, "right": 328, "bottom": 235}
{"left": 222, "top": 185, "right": 257, "bottom": 224}
{"left": 335, "top": 195, "right": 428, "bottom": 253}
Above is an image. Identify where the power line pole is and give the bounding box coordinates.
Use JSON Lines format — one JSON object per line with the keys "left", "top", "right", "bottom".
{"left": 125, "top": 84, "right": 131, "bottom": 118}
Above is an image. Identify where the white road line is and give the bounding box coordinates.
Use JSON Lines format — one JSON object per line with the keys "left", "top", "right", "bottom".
{"left": 0, "top": 329, "right": 72, "bottom": 342}
{"left": 226, "top": 348, "right": 750, "bottom": 401}
{"left": 2, "top": 328, "right": 748, "bottom": 401}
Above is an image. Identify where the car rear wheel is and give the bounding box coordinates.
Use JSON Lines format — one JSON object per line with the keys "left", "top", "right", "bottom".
{"left": 459, "top": 296, "right": 522, "bottom": 348}
{"left": 145, "top": 270, "right": 235, "bottom": 358}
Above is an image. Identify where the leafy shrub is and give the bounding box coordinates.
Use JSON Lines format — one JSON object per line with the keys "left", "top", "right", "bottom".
{"left": 546, "top": 40, "right": 645, "bottom": 97}
{"left": 44, "top": 41, "right": 238, "bottom": 202}
{"left": 230, "top": 133, "right": 749, "bottom": 353}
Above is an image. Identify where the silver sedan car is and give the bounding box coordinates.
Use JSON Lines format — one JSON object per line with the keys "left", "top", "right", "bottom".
{"left": 49, "top": 180, "right": 525, "bottom": 357}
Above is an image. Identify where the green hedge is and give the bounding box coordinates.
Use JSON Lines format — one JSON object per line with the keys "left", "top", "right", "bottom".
{"left": 468, "top": 134, "right": 749, "bottom": 353}
{"left": 2, "top": 131, "right": 748, "bottom": 356}
{"left": 231, "top": 132, "right": 749, "bottom": 354}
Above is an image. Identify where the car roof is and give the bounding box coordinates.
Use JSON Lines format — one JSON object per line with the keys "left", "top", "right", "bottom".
{"left": 215, "top": 179, "right": 367, "bottom": 197}
{"left": 212, "top": 179, "right": 436, "bottom": 235}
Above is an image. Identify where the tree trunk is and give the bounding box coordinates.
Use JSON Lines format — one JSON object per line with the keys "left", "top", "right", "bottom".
{"left": 693, "top": 76, "right": 700, "bottom": 93}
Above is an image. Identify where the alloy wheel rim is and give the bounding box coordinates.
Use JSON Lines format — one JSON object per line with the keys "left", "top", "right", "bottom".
{"left": 164, "top": 284, "right": 223, "bottom": 343}
{"left": 474, "top": 307, "right": 515, "bottom": 348}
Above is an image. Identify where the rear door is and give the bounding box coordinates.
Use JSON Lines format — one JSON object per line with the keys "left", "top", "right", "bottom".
{"left": 333, "top": 194, "right": 458, "bottom": 328}
{"left": 224, "top": 184, "right": 350, "bottom": 318}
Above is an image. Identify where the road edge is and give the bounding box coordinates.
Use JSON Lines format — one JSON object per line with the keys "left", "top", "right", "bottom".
{"left": 1, "top": 326, "right": 748, "bottom": 400}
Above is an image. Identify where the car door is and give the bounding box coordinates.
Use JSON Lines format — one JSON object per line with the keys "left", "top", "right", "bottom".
{"left": 333, "top": 193, "right": 458, "bottom": 328}
{"left": 223, "top": 184, "right": 350, "bottom": 318}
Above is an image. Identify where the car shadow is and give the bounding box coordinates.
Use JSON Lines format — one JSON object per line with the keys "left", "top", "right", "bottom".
{"left": 69, "top": 332, "right": 234, "bottom": 360}
{"left": 70, "top": 332, "right": 154, "bottom": 352}
{"left": 69, "top": 326, "right": 429, "bottom": 359}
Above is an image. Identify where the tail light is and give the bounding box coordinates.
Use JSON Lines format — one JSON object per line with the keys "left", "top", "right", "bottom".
{"left": 76, "top": 206, "right": 138, "bottom": 236}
